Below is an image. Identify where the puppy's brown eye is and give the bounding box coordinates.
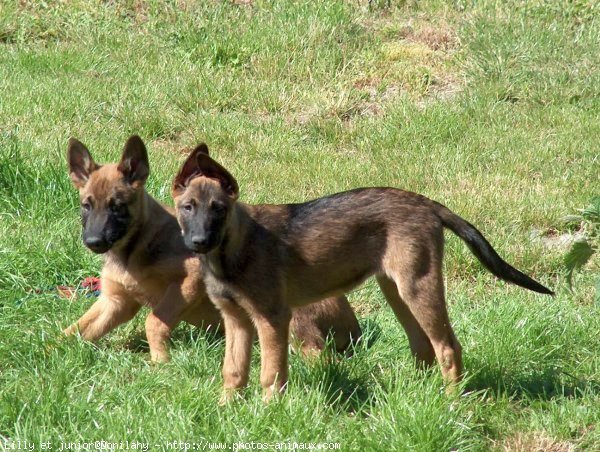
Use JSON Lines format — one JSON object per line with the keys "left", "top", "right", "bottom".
{"left": 182, "top": 203, "right": 193, "bottom": 212}
{"left": 81, "top": 202, "right": 91, "bottom": 212}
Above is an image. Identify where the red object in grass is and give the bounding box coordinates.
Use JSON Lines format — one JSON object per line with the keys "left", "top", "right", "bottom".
{"left": 56, "top": 277, "right": 101, "bottom": 299}
{"left": 82, "top": 277, "right": 101, "bottom": 292}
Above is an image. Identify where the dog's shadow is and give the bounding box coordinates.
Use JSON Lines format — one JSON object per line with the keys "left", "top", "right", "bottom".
{"left": 306, "top": 361, "right": 374, "bottom": 413}
{"left": 120, "top": 320, "right": 380, "bottom": 412}
{"left": 121, "top": 321, "right": 599, "bottom": 405}
{"left": 121, "top": 325, "right": 224, "bottom": 354}
{"left": 294, "top": 319, "right": 383, "bottom": 413}
{"left": 465, "top": 360, "right": 600, "bottom": 400}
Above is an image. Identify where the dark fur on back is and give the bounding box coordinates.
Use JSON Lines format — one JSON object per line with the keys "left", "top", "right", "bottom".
{"left": 209, "top": 187, "right": 552, "bottom": 303}
{"left": 172, "top": 145, "right": 553, "bottom": 401}
{"left": 282, "top": 188, "right": 552, "bottom": 295}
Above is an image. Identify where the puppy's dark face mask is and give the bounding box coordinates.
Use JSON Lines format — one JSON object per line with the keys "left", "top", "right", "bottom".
{"left": 67, "top": 136, "right": 150, "bottom": 254}
{"left": 172, "top": 144, "right": 239, "bottom": 255}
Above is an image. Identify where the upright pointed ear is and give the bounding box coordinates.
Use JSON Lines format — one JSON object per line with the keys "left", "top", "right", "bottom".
{"left": 172, "top": 145, "right": 208, "bottom": 197}
{"left": 118, "top": 135, "right": 149, "bottom": 188}
{"left": 67, "top": 138, "right": 98, "bottom": 189}
{"left": 195, "top": 143, "right": 210, "bottom": 156}
{"left": 197, "top": 153, "right": 239, "bottom": 200}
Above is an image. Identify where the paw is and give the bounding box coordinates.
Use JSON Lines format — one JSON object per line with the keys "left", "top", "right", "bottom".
{"left": 219, "top": 388, "right": 244, "bottom": 405}
{"left": 63, "top": 324, "right": 79, "bottom": 336}
{"left": 262, "top": 382, "right": 286, "bottom": 403}
{"left": 149, "top": 351, "right": 171, "bottom": 364}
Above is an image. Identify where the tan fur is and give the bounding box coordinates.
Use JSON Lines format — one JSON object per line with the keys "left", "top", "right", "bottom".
{"left": 172, "top": 147, "right": 551, "bottom": 400}
{"left": 64, "top": 137, "right": 361, "bottom": 364}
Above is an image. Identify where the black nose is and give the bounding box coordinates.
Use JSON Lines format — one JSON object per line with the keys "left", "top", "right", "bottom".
{"left": 191, "top": 235, "right": 209, "bottom": 248}
{"left": 190, "top": 235, "right": 215, "bottom": 253}
{"left": 84, "top": 236, "right": 109, "bottom": 253}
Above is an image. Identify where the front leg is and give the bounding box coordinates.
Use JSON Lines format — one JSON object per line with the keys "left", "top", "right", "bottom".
{"left": 145, "top": 282, "right": 190, "bottom": 363}
{"left": 218, "top": 302, "right": 254, "bottom": 404}
{"left": 63, "top": 280, "right": 140, "bottom": 341}
{"left": 253, "top": 305, "right": 292, "bottom": 402}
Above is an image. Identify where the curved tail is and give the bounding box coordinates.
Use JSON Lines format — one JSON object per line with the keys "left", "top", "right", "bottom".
{"left": 434, "top": 203, "right": 554, "bottom": 295}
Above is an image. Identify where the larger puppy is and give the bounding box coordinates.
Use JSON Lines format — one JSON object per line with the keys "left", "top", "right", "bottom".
{"left": 64, "top": 136, "right": 361, "bottom": 362}
{"left": 172, "top": 145, "right": 553, "bottom": 400}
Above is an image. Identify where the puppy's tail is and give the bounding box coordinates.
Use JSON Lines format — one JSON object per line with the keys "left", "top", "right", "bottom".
{"left": 434, "top": 202, "right": 554, "bottom": 295}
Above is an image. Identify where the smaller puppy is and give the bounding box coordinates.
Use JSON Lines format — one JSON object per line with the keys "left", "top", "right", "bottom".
{"left": 172, "top": 144, "right": 553, "bottom": 401}
{"left": 64, "top": 136, "right": 361, "bottom": 363}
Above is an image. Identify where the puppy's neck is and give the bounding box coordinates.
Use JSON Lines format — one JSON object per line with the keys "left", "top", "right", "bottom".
{"left": 203, "top": 202, "right": 251, "bottom": 280}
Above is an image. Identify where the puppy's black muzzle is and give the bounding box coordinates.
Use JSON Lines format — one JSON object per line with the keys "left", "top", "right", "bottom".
{"left": 83, "top": 235, "right": 112, "bottom": 254}
{"left": 187, "top": 234, "right": 217, "bottom": 254}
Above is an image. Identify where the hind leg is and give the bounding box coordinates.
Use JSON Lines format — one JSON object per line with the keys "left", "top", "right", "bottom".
{"left": 394, "top": 272, "right": 462, "bottom": 385}
{"left": 376, "top": 275, "right": 435, "bottom": 368}
{"left": 290, "top": 295, "right": 361, "bottom": 356}
{"left": 383, "top": 241, "right": 463, "bottom": 386}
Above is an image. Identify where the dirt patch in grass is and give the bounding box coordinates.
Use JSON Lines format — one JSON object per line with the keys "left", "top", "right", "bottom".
{"left": 231, "top": 0, "right": 254, "bottom": 6}
{"left": 283, "top": 11, "right": 466, "bottom": 127}
{"left": 530, "top": 227, "right": 585, "bottom": 251}
{"left": 495, "top": 432, "right": 576, "bottom": 451}
{"left": 402, "top": 23, "right": 460, "bottom": 52}
{"left": 342, "top": 14, "right": 464, "bottom": 120}
{"left": 150, "top": 132, "right": 190, "bottom": 156}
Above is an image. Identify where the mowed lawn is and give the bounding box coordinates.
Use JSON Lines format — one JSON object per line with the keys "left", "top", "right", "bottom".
{"left": 1, "top": 0, "right": 599, "bottom": 449}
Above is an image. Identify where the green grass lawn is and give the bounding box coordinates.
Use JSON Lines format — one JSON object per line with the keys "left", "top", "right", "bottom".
{"left": 1, "top": 0, "right": 599, "bottom": 449}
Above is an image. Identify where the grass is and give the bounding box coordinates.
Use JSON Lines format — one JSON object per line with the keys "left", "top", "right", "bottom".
{"left": 0, "top": 0, "right": 598, "bottom": 449}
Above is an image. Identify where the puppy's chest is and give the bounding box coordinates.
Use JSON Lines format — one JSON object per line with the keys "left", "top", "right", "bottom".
{"left": 203, "top": 271, "right": 241, "bottom": 308}
{"left": 102, "top": 262, "right": 166, "bottom": 306}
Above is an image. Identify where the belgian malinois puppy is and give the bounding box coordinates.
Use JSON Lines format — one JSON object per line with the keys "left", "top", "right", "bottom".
{"left": 172, "top": 145, "right": 553, "bottom": 400}
{"left": 64, "top": 136, "right": 361, "bottom": 363}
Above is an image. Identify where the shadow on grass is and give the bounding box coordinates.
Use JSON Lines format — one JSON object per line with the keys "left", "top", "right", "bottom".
{"left": 465, "top": 363, "right": 600, "bottom": 400}
{"left": 120, "top": 318, "right": 384, "bottom": 412}
{"left": 303, "top": 319, "right": 383, "bottom": 413}
{"left": 123, "top": 317, "right": 383, "bottom": 356}
{"left": 121, "top": 324, "right": 224, "bottom": 354}
{"left": 321, "top": 365, "right": 375, "bottom": 414}
{"left": 355, "top": 318, "right": 383, "bottom": 352}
